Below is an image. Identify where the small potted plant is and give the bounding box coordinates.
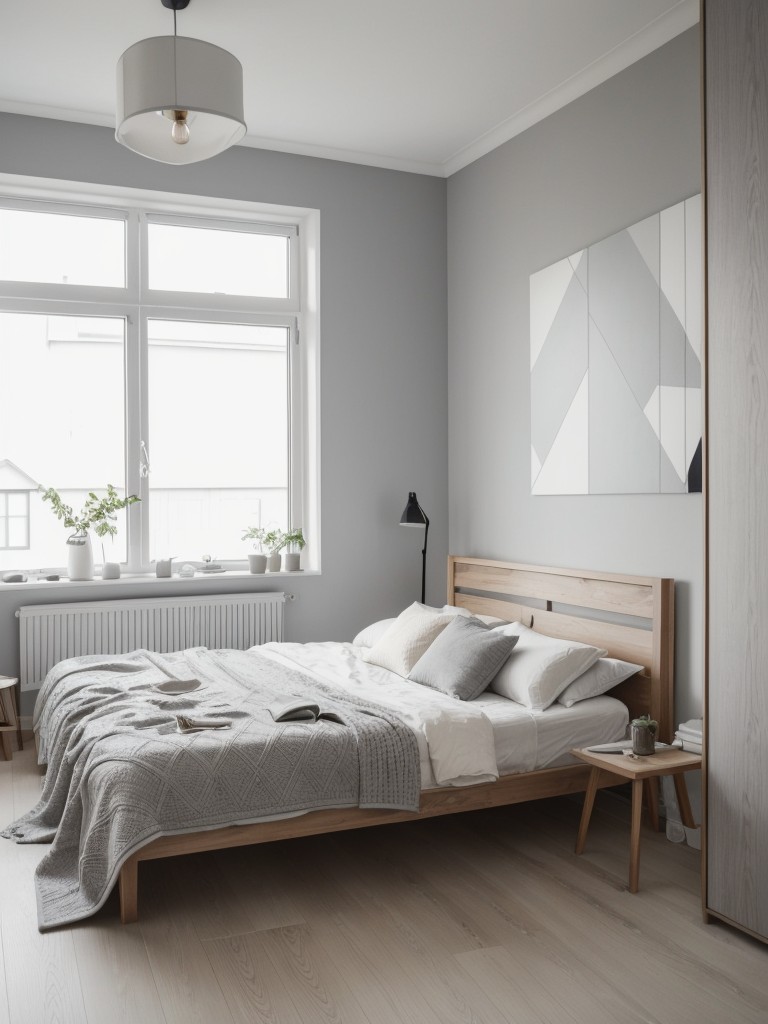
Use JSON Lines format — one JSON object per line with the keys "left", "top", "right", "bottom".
{"left": 631, "top": 714, "right": 658, "bottom": 756}
{"left": 242, "top": 526, "right": 268, "bottom": 574}
{"left": 281, "top": 527, "right": 306, "bottom": 571}
{"left": 41, "top": 484, "right": 140, "bottom": 581}
{"left": 263, "top": 528, "right": 285, "bottom": 572}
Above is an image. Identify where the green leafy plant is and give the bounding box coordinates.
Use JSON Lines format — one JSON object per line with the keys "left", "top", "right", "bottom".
{"left": 241, "top": 526, "right": 268, "bottom": 552}
{"left": 241, "top": 526, "right": 305, "bottom": 556}
{"left": 41, "top": 485, "right": 141, "bottom": 541}
{"left": 263, "top": 528, "right": 285, "bottom": 555}
{"left": 281, "top": 527, "right": 306, "bottom": 553}
{"left": 631, "top": 714, "right": 658, "bottom": 735}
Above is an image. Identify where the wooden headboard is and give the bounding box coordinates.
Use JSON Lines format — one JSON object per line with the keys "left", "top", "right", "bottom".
{"left": 447, "top": 556, "right": 675, "bottom": 743}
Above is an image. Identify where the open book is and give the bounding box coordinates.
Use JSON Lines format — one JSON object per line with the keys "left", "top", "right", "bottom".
{"left": 268, "top": 699, "right": 345, "bottom": 725}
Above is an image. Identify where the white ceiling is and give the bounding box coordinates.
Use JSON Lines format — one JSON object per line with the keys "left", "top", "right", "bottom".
{"left": 0, "top": 0, "right": 698, "bottom": 177}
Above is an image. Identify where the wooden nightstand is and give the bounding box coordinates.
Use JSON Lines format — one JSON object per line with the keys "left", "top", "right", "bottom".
{"left": 571, "top": 746, "right": 702, "bottom": 893}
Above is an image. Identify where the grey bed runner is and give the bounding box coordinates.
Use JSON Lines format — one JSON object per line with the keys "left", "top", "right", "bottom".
{"left": 1, "top": 647, "right": 420, "bottom": 930}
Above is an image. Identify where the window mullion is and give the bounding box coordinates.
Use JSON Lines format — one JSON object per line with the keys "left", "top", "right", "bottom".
{"left": 124, "top": 310, "right": 143, "bottom": 572}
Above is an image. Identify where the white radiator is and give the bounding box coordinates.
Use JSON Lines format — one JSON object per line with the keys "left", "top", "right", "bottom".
{"left": 17, "top": 592, "right": 285, "bottom": 691}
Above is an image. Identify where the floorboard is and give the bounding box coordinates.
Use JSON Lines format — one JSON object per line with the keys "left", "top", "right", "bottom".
{"left": 1, "top": 747, "right": 767, "bottom": 1024}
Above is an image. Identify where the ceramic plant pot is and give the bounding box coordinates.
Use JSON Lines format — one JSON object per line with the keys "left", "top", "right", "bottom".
{"left": 67, "top": 532, "right": 94, "bottom": 581}
{"left": 631, "top": 724, "right": 656, "bottom": 756}
{"left": 248, "top": 553, "right": 267, "bottom": 574}
{"left": 266, "top": 552, "right": 281, "bottom": 572}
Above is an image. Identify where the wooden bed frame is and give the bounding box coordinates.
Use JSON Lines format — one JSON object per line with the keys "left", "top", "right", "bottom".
{"left": 117, "top": 556, "right": 674, "bottom": 923}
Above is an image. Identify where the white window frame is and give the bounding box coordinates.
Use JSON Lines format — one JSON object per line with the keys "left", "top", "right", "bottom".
{"left": 0, "top": 173, "right": 321, "bottom": 576}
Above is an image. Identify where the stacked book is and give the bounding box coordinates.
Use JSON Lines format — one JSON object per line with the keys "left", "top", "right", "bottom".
{"left": 675, "top": 717, "right": 703, "bottom": 754}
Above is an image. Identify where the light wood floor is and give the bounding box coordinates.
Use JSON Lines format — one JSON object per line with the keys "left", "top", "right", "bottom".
{"left": 1, "top": 743, "right": 767, "bottom": 1024}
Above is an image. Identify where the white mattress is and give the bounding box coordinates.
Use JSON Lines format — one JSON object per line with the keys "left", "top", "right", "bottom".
{"left": 259, "top": 641, "right": 628, "bottom": 788}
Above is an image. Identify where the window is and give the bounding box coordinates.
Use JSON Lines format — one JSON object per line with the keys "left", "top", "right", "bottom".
{"left": 0, "top": 491, "right": 30, "bottom": 549}
{"left": 0, "top": 179, "right": 318, "bottom": 575}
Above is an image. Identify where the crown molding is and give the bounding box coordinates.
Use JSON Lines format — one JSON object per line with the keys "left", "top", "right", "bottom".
{"left": 442, "top": 0, "right": 699, "bottom": 178}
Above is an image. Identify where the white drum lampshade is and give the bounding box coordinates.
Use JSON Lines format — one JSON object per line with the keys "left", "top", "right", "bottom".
{"left": 116, "top": 35, "right": 246, "bottom": 164}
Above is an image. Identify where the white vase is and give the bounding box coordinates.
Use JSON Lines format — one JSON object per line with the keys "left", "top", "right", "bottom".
{"left": 248, "top": 553, "right": 267, "bottom": 574}
{"left": 283, "top": 552, "right": 301, "bottom": 572}
{"left": 101, "top": 561, "right": 121, "bottom": 580}
{"left": 266, "top": 552, "right": 281, "bottom": 572}
{"left": 67, "top": 532, "right": 94, "bottom": 581}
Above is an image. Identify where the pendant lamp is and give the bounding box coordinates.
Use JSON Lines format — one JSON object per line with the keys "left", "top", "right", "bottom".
{"left": 116, "top": 0, "right": 246, "bottom": 165}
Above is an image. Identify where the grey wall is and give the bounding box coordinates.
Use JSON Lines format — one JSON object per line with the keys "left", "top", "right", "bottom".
{"left": 447, "top": 28, "right": 703, "bottom": 722}
{"left": 0, "top": 114, "right": 448, "bottom": 714}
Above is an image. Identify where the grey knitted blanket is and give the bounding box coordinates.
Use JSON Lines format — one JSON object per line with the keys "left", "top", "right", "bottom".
{"left": 1, "top": 647, "right": 420, "bottom": 930}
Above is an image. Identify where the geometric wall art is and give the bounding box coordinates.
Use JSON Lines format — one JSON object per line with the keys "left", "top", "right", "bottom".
{"left": 530, "top": 194, "right": 702, "bottom": 494}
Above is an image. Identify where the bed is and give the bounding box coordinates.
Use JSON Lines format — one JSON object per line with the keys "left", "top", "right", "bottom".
{"left": 6, "top": 557, "right": 674, "bottom": 928}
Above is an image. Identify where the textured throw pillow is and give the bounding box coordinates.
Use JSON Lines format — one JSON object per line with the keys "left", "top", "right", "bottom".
{"left": 352, "top": 618, "right": 396, "bottom": 647}
{"left": 361, "top": 604, "right": 454, "bottom": 676}
{"left": 488, "top": 622, "right": 607, "bottom": 711}
{"left": 556, "top": 657, "right": 644, "bottom": 707}
{"left": 408, "top": 615, "right": 519, "bottom": 700}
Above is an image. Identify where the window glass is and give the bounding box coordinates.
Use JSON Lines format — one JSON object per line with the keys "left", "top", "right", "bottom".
{"left": 0, "top": 209, "right": 125, "bottom": 287}
{"left": 147, "top": 223, "right": 289, "bottom": 297}
{"left": 7, "top": 510, "right": 28, "bottom": 548}
{"left": 147, "top": 319, "right": 289, "bottom": 561}
{"left": 0, "top": 312, "right": 126, "bottom": 570}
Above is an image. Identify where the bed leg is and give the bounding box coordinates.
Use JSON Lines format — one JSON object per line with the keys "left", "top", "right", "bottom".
{"left": 119, "top": 857, "right": 139, "bottom": 924}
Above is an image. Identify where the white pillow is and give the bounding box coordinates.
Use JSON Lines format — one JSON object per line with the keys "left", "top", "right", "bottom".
{"left": 352, "top": 604, "right": 505, "bottom": 653}
{"left": 353, "top": 604, "right": 466, "bottom": 648}
{"left": 556, "top": 657, "right": 644, "bottom": 707}
{"left": 488, "top": 621, "right": 607, "bottom": 711}
{"left": 362, "top": 603, "right": 454, "bottom": 676}
{"left": 352, "top": 618, "right": 396, "bottom": 647}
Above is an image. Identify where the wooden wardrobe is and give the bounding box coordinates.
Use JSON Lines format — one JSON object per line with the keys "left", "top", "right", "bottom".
{"left": 704, "top": 0, "right": 768, "bottom": 944}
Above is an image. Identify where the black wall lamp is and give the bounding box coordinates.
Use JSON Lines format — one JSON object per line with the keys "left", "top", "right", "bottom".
{"left": 400, "top": 492, "right": 429, "bottom": 604}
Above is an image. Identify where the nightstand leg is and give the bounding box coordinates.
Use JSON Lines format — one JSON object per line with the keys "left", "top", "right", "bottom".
{"left": 673, "top": 773, "right": 697, "bottom": 829}
{"left": 644, "top": 777, "right": 660, "bottom": 831}
{"left": 575, "top": 766, "right": 601, "bottom": 854}
{"left": 629, "top": 778, "right": 644, "bottom": 893}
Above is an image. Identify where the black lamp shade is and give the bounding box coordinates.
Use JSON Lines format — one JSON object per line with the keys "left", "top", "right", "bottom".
{"left": 400, "top": 491, "right": 429, "bottom": 527}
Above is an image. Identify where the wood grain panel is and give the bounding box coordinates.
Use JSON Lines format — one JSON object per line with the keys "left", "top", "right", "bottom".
{"left": 518, "top": 607, "right": 653, "bottom": 664}
{"left": 452, "top": 561, "right": 655, "bottom": 616}
{"left": 453, "top": 593, "right": 524, "bottom": 622}
{"left": 705, "top": 0, "right": 768, "bottom": 942}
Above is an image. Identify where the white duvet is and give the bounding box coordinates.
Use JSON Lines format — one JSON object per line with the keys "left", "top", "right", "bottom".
{"left": 259, "top": 641, "right": 500, "bottom": 788}
{"left": 258, "top": 640, "right": 629, "bottom": 789}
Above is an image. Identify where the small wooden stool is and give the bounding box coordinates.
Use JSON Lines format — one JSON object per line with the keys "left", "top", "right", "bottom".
{"left": 0, "top": 675, "right": 23, "bottom": 760}
{"left": 572, "top": 746, "right": 702, "bottom": 893}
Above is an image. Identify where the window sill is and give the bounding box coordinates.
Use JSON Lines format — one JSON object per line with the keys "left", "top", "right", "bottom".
{"left": 0, "top": 569, "right": 320, "bottom": 594}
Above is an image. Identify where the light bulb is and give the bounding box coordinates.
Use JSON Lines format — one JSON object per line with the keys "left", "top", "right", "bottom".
{"left": 170, "top": 110, "right": 190, "bottom": 145}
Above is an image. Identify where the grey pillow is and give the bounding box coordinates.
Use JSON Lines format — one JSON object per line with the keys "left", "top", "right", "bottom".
{"left": 408, "top": 615, "right": 519, "bottom": 700}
